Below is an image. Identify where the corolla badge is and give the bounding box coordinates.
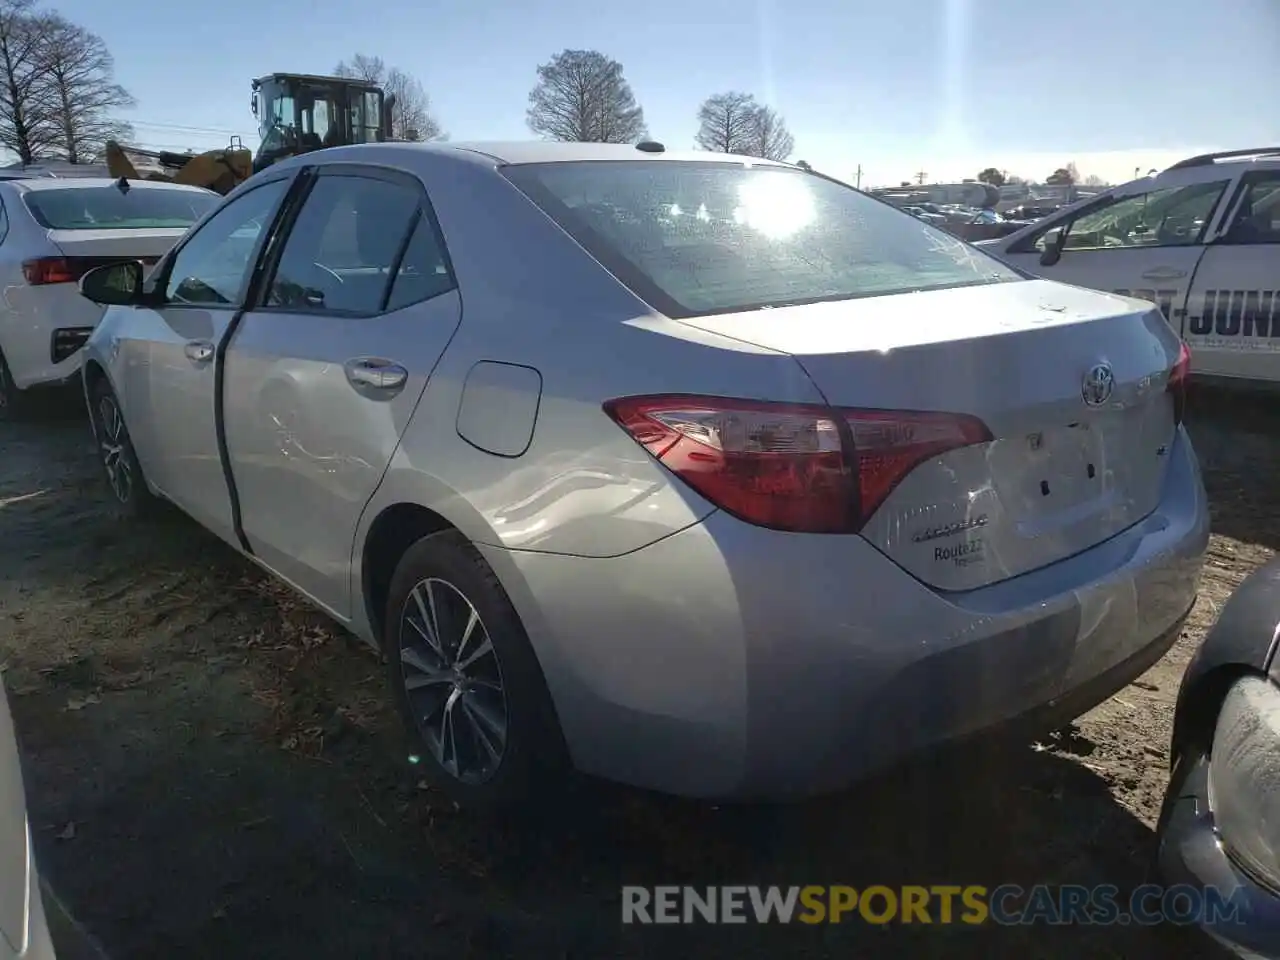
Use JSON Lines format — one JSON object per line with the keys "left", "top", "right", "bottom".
{"left": 1081, "top": 362, "right": 1115, "bottom": 406}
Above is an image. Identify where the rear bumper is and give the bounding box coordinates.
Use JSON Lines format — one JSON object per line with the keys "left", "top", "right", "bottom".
{"left": 484, "top": 427, "right": 1210, "bottom": 800}
{"left": 0, "top": 284, "right": 102, "bottom": 391}
{"left": 1158, "top": 757, "right": 1280, "bottom": 959}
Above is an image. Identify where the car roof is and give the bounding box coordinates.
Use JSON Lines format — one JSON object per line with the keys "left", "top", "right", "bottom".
{"left": 7, "top": 178, "right": 215, "bottom": 195}
{"left": 445, "top": 141, "right": 794, "bottom": 167}
{"left": 335, "top": 140, "right": 797, "bottom": 169}
{"left": 1163, "top": 147, "right": 1280, "bottom": 173}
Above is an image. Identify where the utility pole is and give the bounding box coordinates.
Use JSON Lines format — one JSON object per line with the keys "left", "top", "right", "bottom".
{"left": 915, "top": 170, "right": 927, "bottom": 185}
{"left": 854, "top": 164, "right": 862, "bottom": 189}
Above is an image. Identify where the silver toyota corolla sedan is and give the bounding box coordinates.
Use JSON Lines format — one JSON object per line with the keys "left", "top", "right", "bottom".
{"left": 76, "top": 141, "right": 1209, "bottom": 807}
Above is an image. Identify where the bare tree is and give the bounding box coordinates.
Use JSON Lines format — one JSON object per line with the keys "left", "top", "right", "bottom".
{"left": 740, "top": 103, "right": 794, "bottom": 162}
{"left": 694, "top": 90, "right": 793, "bottom": 160}
{"left": 334, "top": 53, "right": 443, "bottom": 141}
{"left": 0, "top": 0, "right": 54, "bottom": 163}
{"left": 526, "top": 49, "right": 646, "bottom": 143}
{"left": 38, "top": 16, "right": 135, "bottom": 163}
{"left": 334, "top": 53, "right": 384, "bottom": 85}
{"left": 695, "top": 91, "right": 758, "bottom": 153}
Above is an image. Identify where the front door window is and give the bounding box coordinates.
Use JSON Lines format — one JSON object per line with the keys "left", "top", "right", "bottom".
{"left": 1040, "top": 180, "right": 1230, "bottom": 252}
{"left": 165, "top": 180, "right": 290, "bottom": 305}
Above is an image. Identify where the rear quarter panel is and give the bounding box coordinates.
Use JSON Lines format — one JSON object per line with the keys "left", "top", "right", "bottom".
{"left": 349, "top": 156, "right": 829, "bottom": 634}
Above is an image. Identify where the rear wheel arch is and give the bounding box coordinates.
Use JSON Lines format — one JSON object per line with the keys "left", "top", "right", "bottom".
{"left": 361, "top": 502, "right": 457, "bottom": 644}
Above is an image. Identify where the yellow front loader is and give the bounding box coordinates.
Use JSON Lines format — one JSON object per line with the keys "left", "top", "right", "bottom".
{"left": 104, "top": 72, "right": 398, "bottom": 196}
{"left": 103, "top": 139, "right": 253, "bottom": 196}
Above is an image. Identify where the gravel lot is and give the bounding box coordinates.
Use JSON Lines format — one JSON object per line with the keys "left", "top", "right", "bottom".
{"left": 0, "top": 387, "right": 1270, "bottom": 959}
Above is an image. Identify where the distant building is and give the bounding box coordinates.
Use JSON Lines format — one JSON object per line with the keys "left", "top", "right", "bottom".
{"left": 871, "top": 181, "right": 1000, "bottom": 208}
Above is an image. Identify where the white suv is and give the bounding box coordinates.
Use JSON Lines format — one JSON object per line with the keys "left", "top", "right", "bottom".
{"left": 980, "top": 148, "right": 1280, "bottom": 386}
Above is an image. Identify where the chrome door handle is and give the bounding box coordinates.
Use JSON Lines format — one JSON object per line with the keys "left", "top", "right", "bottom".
{"left": 344, "top": 357, "right": 407, "bottom": 391}
{"left": 1140, "top": 267, "right": 1187, "bottom": 280}
{"left": 183, "top": 340, "right": 214, "bottom": 363}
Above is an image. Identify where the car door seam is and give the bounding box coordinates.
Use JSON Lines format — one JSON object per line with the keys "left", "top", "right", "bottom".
{"left": 347, "top": 287, "right": 467, "bottom": 594}
{"left": 217, "top": 169, "right": 316, "bottom": 554}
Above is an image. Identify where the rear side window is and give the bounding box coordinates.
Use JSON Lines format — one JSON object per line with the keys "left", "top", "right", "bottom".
{"left": 503, "top": 161, "right": 1021, "bottom": 318}
{"left": 24, "top": 187, "right": 218, "bottom": 230}
{"left": 266, "top": 174, "right": 425, "bottom": 314}
{"left": 385, "top": 214, "right": 454, "bottom": 311}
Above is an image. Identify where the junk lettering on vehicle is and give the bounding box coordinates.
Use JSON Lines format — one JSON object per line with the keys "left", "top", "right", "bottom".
{"left": 1113, "top": 288, "right": 1280, "bottom": 343}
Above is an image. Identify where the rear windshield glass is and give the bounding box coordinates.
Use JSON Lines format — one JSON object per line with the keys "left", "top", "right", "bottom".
{"left": 503, "top": 161, "right": 1022, "bottom": 318}
{"left": 24, "top": 187, "right": 218, "bottom": 231}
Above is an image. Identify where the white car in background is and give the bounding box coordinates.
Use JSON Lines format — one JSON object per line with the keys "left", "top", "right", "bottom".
{"left": 0, "top": 177, "right": 219, "bottom": 418}
{"left": 980, "top": 148, "right": 1280, "bottom": 386}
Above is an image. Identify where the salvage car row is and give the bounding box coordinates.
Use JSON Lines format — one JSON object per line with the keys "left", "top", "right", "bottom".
{"left": 1, "top": 143, "right": 1279, "bottom": 956}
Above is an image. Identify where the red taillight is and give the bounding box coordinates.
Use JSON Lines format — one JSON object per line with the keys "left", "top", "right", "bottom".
{"left": 1168, "top": 341, "right": 1191, "bottom": 425}
{"left": 22, "top": 257, "right": 78, "bottom": 285}
{"left": 21, "top": 256, "right": 158, "bottom": 286}
{"left": 603, "top": 395, "right": 992, "bottom": 534}
{"left": 843, "top": 408, "right": 993, "bottom": 520}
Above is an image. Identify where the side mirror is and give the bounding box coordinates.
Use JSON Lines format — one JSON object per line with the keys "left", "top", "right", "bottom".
{"left": 1039, "top": 227, "right": 1066, "bottom": 266}
{"left": 79, "top": 260, "right": 145, "bottom": 306}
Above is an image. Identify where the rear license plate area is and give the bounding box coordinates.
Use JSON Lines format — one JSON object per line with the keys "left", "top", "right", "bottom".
{"left": 1027, "top": 422, "right": 1101, "bottom": 504}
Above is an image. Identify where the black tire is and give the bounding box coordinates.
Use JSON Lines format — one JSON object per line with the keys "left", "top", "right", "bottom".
{"left": 383, "top": 529, "right": 568, "bottom": 810}
{"left": 0, "top": 348, "right": 29, "bottom": 420}
{"left": 88, "top": 377, "right": 155, "bottom": 520}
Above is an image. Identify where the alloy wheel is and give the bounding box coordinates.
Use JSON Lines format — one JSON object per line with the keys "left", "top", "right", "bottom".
{"left": 399, "top": 577, "right": 508, "bottom": 784}
{"left": 97, "top": 395, "right": 133, "bottom": 504}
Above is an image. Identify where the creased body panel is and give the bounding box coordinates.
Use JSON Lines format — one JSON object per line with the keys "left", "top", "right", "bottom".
{"left": 481, "top": 427, "right": 1206, "bottom": 799}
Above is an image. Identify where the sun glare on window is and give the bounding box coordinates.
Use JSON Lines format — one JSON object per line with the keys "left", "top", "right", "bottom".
{"left": 733, "top": 174, "right": 816, "bottom": 239}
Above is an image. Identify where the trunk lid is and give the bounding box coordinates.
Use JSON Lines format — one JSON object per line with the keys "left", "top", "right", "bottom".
{"left": 675, "top": 279, "right": 1183, "bottom": 591}
{"left": 48, "top": 227, "right": 185, "bottom": 260}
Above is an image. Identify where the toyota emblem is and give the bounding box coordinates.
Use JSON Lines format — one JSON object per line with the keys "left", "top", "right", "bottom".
{"left": 1082, "top": 363, "right": 1115, "bottom": 406}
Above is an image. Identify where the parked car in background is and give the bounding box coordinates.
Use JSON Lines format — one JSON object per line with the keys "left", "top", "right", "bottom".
{"left": 1001, "top": 202, "right": 1063, "bottom": 222}
{"left": 978, "top": 148, "right": 1280, "bottom": 387}
{"left": 1158, "top": 556, "right": 1280, "bottom": 958}
{"left": 0, "top": 178, "right": 219, "bottom": 418}
{"left": 0, "top": 677, "right": 56, "bottom": 959}
{"left": 902, "top": 204, "right": 948, "bottom": 226}
{"left": 79, "top": 141, "right": 1206, "bottom": 810}
{"left": 949, "top": 208, "right": 1033, "bottom": 242}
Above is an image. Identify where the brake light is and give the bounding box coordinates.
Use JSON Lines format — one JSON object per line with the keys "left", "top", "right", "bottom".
{"left": 603, "top": 395, "right": 992, "bottom": 533}
{"left": 1168, "top": 341, "right": 1191, "bottom": 425}
{"left": 843, "top": 408, "right": 993, "bottom": 520}
{"left": 21, "top": 256, "right": 157, "bottom": 286}
{"left": 22, "top": 257, "right": 78, "bottom": 285}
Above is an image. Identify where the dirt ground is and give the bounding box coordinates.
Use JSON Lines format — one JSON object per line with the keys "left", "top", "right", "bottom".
{"left": 0, "top": 387, "right": 1273, "bottom": 960}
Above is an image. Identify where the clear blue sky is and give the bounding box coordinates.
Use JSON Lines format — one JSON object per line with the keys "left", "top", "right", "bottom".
{"left": 53, "top": 0, "right": 1279, "bottom": 187}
